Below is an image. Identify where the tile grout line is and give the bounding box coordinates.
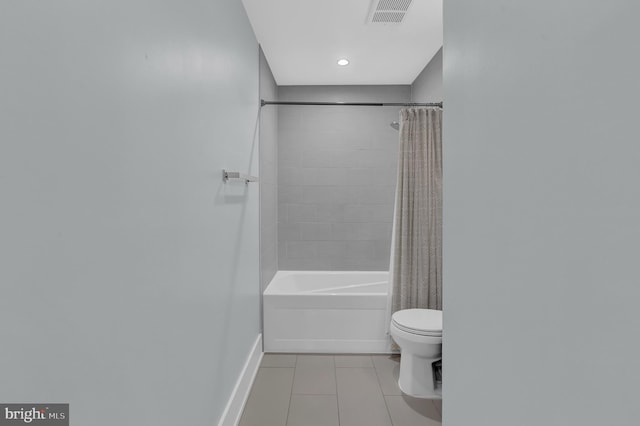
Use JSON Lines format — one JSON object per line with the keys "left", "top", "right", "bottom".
{"left": 371, "top": 356, "right": 398, "bottom": 425}
{"left": 254, "top": 354, "right": 440, "bottom": 426}
{"left": 283, "top": 355, "right": 298, "bottom": 426}
{"left": 260, "top": 366, "right": 298, "bottom": 368}
{"left": 374, "top": 365, "right": 395, "bottom": 426}
{"left": 333, "top": 358, "right": 341, "bottom": 426}
{"left": 380, "top": 394, "right": 394, "bottom": 426}
{"left": 431, "top": 400, "right": 441, "bottom": 417}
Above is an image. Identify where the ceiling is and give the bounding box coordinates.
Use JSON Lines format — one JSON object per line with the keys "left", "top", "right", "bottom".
{"left": 241, "top": 0, "right": 443, "bottom": 86}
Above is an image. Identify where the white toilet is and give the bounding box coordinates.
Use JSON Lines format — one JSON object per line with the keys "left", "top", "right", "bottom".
{"left": 389, "top": 308, "right": 443, "bottom": 399}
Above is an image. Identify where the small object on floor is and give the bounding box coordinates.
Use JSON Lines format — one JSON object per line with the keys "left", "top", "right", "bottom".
{"left": 433, "top": 360, "right": 442, "bottom": 385}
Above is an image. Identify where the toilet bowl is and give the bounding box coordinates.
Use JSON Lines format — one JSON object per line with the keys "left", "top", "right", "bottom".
{"left": 389, "top": 308, "right": 442, "bottom": 399}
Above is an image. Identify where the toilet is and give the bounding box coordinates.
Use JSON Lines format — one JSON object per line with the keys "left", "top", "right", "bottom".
{"left": 389, "top": 308, "right": 443, "bottom": 399}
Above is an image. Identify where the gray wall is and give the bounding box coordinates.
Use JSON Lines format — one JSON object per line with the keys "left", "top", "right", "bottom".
{"left": 0, "top": 2, "right": 260, "bottom": 425}
{"left": 259, "top": 48, "right": 278, "bottom": 291}
{"left": 278, "top": 86, "right": 410, "bottom": 270}
{"left": 444, "top": 2, "right": 640, "bottom": 425}
{"left": 411, "top": 47, "right": 443, "bottom": 103}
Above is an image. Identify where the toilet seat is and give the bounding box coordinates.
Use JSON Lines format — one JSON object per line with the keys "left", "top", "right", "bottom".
{"left": 391, "top": 309, "right": 442, "bottom": 337}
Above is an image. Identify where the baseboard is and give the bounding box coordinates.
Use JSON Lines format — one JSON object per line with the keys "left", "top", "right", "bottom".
{"left": 217, "top": 334, "right": 263, "bottom": 426}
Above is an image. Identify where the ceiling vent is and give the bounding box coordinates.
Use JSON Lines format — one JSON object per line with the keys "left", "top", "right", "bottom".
{"left": 367, "top": 0, "right": 413, "bottom": 24}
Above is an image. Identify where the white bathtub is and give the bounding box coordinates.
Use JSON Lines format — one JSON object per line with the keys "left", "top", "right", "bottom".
{"left": 263, "top": 271, "right": 394, "bottom": 353}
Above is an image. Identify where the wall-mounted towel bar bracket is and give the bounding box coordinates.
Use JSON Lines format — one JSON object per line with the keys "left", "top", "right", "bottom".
{"left": 222, "top": 169, "right": 258, "bottom": 184}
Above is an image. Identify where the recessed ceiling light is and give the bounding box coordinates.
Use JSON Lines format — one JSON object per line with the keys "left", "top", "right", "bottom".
{"left": 337, "top": 58, "right": 350, "bottom": 66}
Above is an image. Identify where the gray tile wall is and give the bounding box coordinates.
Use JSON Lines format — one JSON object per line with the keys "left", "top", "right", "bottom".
{"left": 259, "top": 48, "right": 278, "bottom": 290}
{"left": 277, "top": 85, "right": 410, "bottom": 270}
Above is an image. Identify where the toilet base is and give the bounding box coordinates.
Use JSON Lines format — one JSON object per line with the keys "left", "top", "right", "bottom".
{"left": 398, "top": 353, "right": 442, "bottom": 399}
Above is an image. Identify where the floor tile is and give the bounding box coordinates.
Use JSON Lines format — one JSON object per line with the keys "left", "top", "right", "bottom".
{"left": 296, "top": 354, "right": 335, "bottom": 369}
{"left": 385, "top": 395, "right": 442, "bottom": 426}
{"left": 433, "top": 399, "right": 442, "bottom": 416}
{"left": 292, "top": 356, "right": 336, "bottom": 394}
{"left": 371, "top": 354, "right": 401, "bottom": 370}
{"left": 242, "top": 352, "right": 443, "bottom": 426}
{"left": 287, "top": 395, "right": 339, "bottom": 426}
{"left": 371, "top": 355, "right": 402, "bottom": 396}
{"left": 292, "top": 365, "right": 337, "bottom": 395}
{"left": 334, "top": 355, "right": 373, "bottom": 368}
{"left": 336, "top": 368, "right": 392, "bottom": 426}
{"left": 261, "top": 353, "right": 297, "bottom": 368}
{"left": 239, "top": 367, "right": 295, "bottom": 426}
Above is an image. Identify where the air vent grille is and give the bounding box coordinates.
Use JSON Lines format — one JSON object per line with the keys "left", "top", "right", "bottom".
{"left": 376, "top": 0, "right": 412, "bottom": 12}
{"left": 372, "top": 12, "right": 405, "bottom": 23}
{"left": 368, "top": 0, "right": 413, "bottom": 24}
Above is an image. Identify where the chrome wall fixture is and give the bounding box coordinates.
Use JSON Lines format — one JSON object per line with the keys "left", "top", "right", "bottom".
{"left": 222, "top": 170, "right": 258, "bottom": 184}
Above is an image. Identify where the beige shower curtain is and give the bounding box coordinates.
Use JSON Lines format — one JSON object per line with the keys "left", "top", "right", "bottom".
{"left": 390, "top": 107, "right": 442, "bottom": 313}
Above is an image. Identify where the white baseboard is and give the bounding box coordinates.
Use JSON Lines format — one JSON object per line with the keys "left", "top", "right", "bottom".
{"left": 217, "top": 334, "right": 263, "bottom": 426}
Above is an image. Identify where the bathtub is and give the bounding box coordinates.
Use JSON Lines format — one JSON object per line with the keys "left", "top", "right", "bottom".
{"left": 263, "top": 271, "right": 394, "bottom": 353}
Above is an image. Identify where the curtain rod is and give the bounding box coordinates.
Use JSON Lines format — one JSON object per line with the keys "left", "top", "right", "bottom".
{"left": 260, "top": 100, "right": 443, "bottom": 108}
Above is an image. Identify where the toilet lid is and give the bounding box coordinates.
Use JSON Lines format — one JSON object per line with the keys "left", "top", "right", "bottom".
{"left": 392, "top": 309, "right": 442, "bottom": 336}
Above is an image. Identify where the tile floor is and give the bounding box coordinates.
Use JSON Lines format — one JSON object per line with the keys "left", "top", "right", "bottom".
{"left": 239, "top": 354, "right": 442, "bottom": 426}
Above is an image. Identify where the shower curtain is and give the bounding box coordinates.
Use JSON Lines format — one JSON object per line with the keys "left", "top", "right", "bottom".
{"left": 389, "top": 107, "right": 443, "bottom": 315}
